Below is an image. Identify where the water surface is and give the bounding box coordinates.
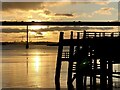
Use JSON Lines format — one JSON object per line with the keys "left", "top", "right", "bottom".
{"left": 1, "top": 45, "right": 120, "bottom": 89}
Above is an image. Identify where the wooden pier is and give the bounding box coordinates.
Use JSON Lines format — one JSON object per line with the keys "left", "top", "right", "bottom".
{"left": 55, "top": 31, "right": 120, "bottom": 90}
{"left": 1, "top": 21, "right": 120, "bottom": 89}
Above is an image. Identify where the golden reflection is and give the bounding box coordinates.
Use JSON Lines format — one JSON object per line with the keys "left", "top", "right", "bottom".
{"left": 34, "top": 55, "right": 41, "bottom": 72}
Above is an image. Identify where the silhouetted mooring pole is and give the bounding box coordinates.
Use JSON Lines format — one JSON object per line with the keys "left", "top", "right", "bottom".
{"left": 26, "top": 25, "right": 29, "bottom": 49}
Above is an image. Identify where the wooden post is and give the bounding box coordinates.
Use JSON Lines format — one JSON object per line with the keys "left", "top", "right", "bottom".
{"left": 76, "top": 32, "right": 84, "bottom": 90}
{"left": 55, "top": 32, "right": 64, "bottom": 90}
{"left": 76, "top": 31, "right": 88, "bottom": 90}
{"left": 100, "top": 58, "right": 107, "bottom": 90}
{"left": 77, "top": 32, "right": 80, "bottom": 46}
{"left": 67, "top": 31, "right": 74, "bottom": 90}
{"left": 83, "top": 76, "right": 87, "bottom": 90}
{"left": 93, "top": 54, "right": 97, "bottom": 90}
{"left": 111, "top": 33, "right": 113, "bottom": 37}
{"left": 83, "top": 30, "right": 86, "bottom": 39}
{"left": 108, "top": 59, "right": 113, "bottom": 90}
{"left": 90, "top": 48, "right": 93, "bottom": 90}
{"left": 102, "top": 32, "right": 105, "bottom": 37}
{"left": 93, "top": 32, "right": 97, "bottom": 90}
{"left": 99, "top": 32, "right": 101, "bottom": 37}
{"left": 26, "top": 25, "right": 29, "bottom": 49}
{"left": 108, "top": 33, "right": 113, "bottom": 90}
{"left": 79, "top": 59, "right": 84, "bottom": 89}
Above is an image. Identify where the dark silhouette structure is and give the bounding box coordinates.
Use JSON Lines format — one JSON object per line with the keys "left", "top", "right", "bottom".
{"left": 55, "top": 31, "right": 120, "bottom": 90}
{"left": 1, "top": 21, "right": 120, "bottom": 90}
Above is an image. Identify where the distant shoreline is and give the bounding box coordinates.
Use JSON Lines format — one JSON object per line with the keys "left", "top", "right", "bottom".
{"left": 0, "top": 42, "right": 58, "bottom": 46}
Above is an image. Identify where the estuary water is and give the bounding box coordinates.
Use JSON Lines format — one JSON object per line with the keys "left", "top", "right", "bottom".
{"left": 1, "top": 45, "right": 69, "bottom": 88}
{"left": 1, "top": 44, "right": 120, "bottom": 89}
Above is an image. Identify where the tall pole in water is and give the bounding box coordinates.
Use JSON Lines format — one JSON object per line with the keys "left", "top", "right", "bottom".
{"left": 26, "top": 25, "right": 29, "bottom": 49}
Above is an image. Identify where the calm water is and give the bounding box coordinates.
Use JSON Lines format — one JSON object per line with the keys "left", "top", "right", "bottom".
{"left": 2, "top": 45, "right": 68, "bottom": 88}
{"left": 1, "top": 45, "right": 120, "bottom": 89}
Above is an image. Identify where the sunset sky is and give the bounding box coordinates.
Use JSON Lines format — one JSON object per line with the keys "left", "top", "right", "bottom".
{"left": 1, "top": 1, "right": 119, "bottom": 42}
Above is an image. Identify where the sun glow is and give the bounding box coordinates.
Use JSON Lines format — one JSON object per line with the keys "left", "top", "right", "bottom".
{"left": 30, "top": 25, "right": 47, "bottom": 30}
{"left": 29, "top": 31, "right": 37, "bottom": 35}
{"left": 41, "top": 32, "right": 47, "bottom": 36}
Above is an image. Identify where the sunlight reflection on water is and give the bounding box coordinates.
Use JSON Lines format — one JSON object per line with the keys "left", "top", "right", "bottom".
{"left": 1, "top": 45, "right": 120, "bottom": 89}
{"left": 2, "top": 45, "right": 58, "bottom": 88}
{"left": 34, "top": 55, "right": 41, "bottom": 73}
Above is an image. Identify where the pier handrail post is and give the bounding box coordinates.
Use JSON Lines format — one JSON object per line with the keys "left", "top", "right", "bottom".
{"left": 83, "top": 30, "right": 86, "bottom": 39}
{"left": 55, "top": 32, "right": 64, "bottom": 90}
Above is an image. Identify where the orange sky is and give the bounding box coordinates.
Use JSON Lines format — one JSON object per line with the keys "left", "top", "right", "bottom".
{"left": 1, "top": 1, "right": 119, "bottom": 42}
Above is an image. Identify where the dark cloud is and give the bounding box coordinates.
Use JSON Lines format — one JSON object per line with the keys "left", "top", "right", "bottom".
{"left": 44, "top": 10, "right": 51, "bottom": 15}
{"left": 2, "top": 29, "right": 26, "bottom": 33}
{"left": 2, "top": 26, "right": 114, "bottom": 33}
{"left": 55, "top": 13, "right": 74, "bottom": 17}
{"left": 2, "top": 2, "right": 44, "bottom": 11}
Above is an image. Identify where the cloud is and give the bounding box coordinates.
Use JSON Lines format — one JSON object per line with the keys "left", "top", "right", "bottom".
{"left": 2, "top": 2, "right": 71, "bottom": 11}
{"left": 2, "top": 2, "right": 117, "bottom": 21}
{"left": 94, "top": 7, "right": 114, "bottom": 15}
{"left": 78, "top": 13, "right": 93, "bottom": 18}
{"left": 70, "top": 2, "right": 110, "bottom": 5}
{"left": 55, "top": 13, "right": 74, "bottom": 17}
{"left": 44, "top": 10, "right": 52, "bottom": 15}
{"left": 2, "top": 2, "right": 44, "bottom": 11}
{"left": 2, "top": 2, "right": 64, "bottom": 21}
{"left": 2, "top": 7, "right": 53, "bottom": 21}
{"left": 2, "top": 26, "right": 114, "bottom": 34}
{"left": 95, "top": 2, "right": 110, "bottom": 5}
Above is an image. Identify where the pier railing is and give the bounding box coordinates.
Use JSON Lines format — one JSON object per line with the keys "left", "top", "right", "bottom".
{"left": 71, "top": 32, "right": 120, "bottom": 39}
{"left": 85, "top": 32, "right": 120, "bottom": 38}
